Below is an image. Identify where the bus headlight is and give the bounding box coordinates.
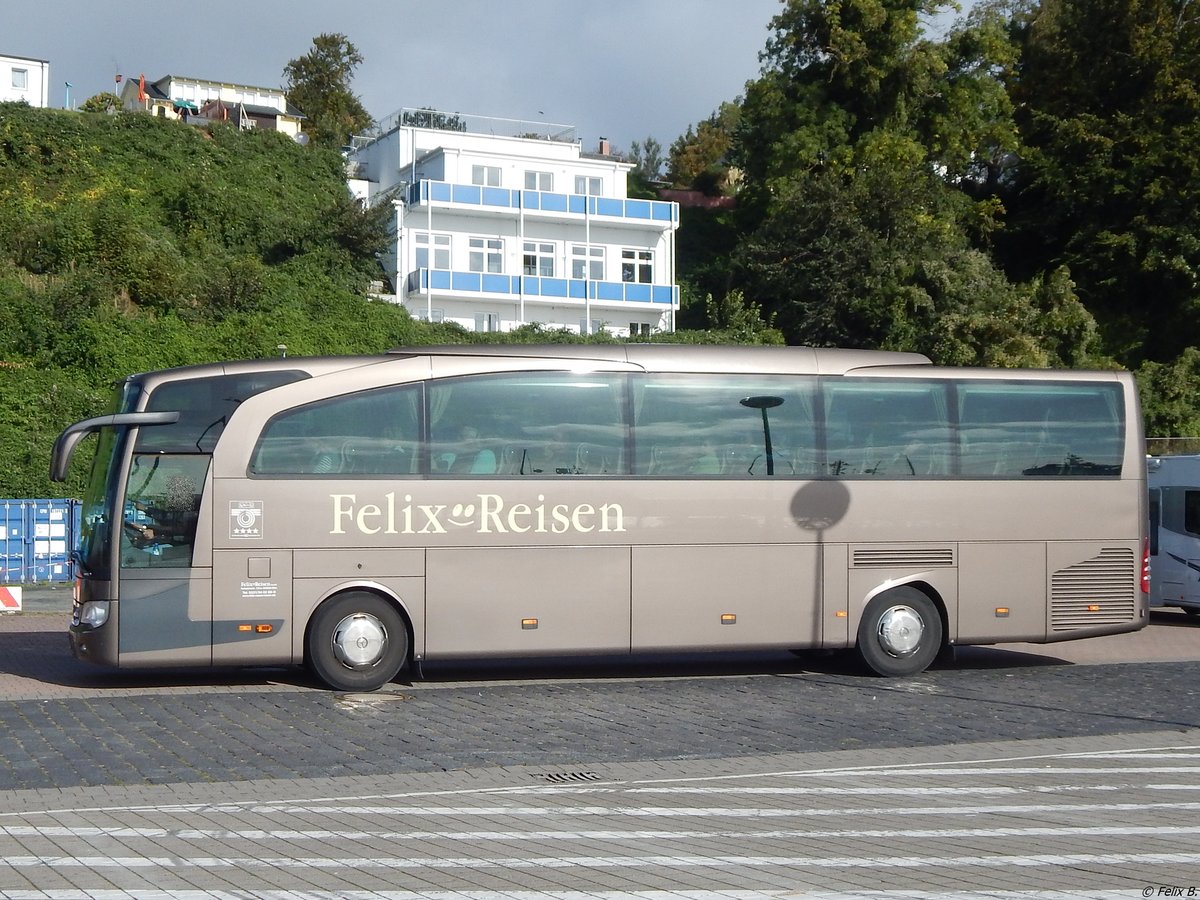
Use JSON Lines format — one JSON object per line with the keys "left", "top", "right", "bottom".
{"left": 78, "top": 601, "right": 111, "bottom": 628}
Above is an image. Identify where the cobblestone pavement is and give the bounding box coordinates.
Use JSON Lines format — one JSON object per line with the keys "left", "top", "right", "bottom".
{"left": 2, "top": 599, "right": 1199, "bottom": 896}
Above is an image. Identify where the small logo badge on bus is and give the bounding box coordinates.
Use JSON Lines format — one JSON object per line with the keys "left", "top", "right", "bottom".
{"left": 230, "top": 501, "right": 264, "bottom": 539}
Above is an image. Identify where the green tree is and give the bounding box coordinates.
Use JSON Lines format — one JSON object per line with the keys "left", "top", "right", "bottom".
{"left": 667, "top": 102, "right": 741, "bottom": 190}
{"left": 726, "top": 0, "right": 1056, "bottom": 364}
{"left": 1137, "top": 348, "right": 1200, "bottom": 439}
{"left": 627, "top": 136, "right": 665, "bottom": 181}
{"left": 999, "top": 0, "right": 1200, "bottom": 365}
{"left": 283, "top": 33, "right": 374, "bottom": 148}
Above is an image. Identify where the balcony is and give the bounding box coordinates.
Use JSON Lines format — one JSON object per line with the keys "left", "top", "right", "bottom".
{"left": 405, "top": 180, "right": 678, "bottom": 226}
{"left": 405, "top": 269, "right": 677, "bottom": 305}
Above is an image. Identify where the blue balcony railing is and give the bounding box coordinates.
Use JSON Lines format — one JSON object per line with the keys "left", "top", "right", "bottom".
{"left": 405, "top": 269, "right": 677, "bottom": 305}
{"left": 406, "top": 180, "right": 678, "bottom": 225}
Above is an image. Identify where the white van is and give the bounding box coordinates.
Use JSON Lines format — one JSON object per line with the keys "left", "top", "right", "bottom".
{"left": 1147, "top": 454, "right": 1200, "bottom": 616}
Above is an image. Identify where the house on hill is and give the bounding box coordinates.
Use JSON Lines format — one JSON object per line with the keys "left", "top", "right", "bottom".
{"left": 120, "top": 74, "right": 304, "bottom": 139}
{"left": 347, "top": 107, "right": 680, "bottom": 337}
{"left": 1, "top": 53, "right": 50, "bottom": 107}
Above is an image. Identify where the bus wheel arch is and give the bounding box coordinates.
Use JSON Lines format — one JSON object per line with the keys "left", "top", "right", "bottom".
{"left": 304, "top": 589, "right": 412, "bottom": 692}
{"left": 855, "top": 583, "right": 946, "bottom": 677}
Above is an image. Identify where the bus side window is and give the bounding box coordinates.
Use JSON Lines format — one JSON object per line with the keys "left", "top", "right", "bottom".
{"left": 958, "top": 382, "right": 1123, "bottom": 478}
{"left": 251, "top": 384, "right": 420, "bottom": 476}
{"left": 632, "top": 374, "right": 817, "bottom": 477}
{"left": 429, "top": 372, "right": 626, "bottom": 477}
{"left": 824, "top": 380, "right": 951, "bottom": 478}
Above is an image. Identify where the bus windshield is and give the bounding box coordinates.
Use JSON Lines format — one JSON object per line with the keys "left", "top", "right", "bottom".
{"left": 75, "top": 381, "right": 140, "bottom": 579}
{"left": 72, "top": 370, "right": 309, "bottom": 579}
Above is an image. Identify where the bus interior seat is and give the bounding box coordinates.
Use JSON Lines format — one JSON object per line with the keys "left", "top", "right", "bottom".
{"left": 575, "top": 442, "right": 618, "bottom": 475}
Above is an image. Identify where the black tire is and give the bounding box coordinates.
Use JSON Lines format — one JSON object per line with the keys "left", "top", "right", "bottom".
{"left": 856, "top": 586, "right": 943, "bottom": 677}
{"left": 306, "top": 591, "right": 409, "bottom": 691}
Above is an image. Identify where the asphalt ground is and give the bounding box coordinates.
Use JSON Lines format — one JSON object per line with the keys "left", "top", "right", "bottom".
{"left": 2, "top": 585, "right": 1200, "bottom": 896}
{"left": 3, "top": 587, "right": 1200, "bottom": 792}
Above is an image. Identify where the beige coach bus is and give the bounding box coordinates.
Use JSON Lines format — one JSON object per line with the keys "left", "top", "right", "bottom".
{"left": 51, "top": 344, "right": 1148, "bottom": 691}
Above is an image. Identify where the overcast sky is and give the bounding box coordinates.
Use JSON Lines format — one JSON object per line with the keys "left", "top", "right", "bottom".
{"left": 6, "top": 0, "right": 797, "bottom": 153}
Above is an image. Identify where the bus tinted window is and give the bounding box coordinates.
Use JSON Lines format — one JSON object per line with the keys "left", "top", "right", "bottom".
{"left": 633, "top": 374, "right": 818, "bottom": 476}
{"left": 251, "top": 384, "right": 421, "bottom": 475}
{"left": 140, "top": 371, "right": 308, "bottom": 453}
{"left": 429, "top": 373, "right": 625, "bottom": 476}
{"left": 957, "top": 382, "right": 1123, "bottom": 477}
{"left": 824, "top": 380, "right": 953, "bottom": 477}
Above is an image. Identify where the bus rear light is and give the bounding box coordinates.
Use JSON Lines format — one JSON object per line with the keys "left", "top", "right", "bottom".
{"left": 1142, "top": 538, "right": 1151, "bottom": 594}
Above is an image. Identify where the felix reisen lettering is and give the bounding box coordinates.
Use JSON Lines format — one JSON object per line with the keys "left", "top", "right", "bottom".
{"left": 330, "top": 492, "right": 626, "bottom": 536}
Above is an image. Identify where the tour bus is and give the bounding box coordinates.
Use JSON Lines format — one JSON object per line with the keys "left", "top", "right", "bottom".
{"left": 51, "top": 345, "right": 1148, "bottom": 691}
{"left": 1146, "top": 454, "right": 1200, "bottom": 616}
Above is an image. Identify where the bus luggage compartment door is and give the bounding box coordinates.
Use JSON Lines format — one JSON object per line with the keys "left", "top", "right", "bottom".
{"left": 631, "top": 544, "right": 821, "bottom": 652}
{"left": 425, "top": 546, "right": 630, "bottom": 657}
{"left": 211, "top": 550, "right": 294, "bottom": 665}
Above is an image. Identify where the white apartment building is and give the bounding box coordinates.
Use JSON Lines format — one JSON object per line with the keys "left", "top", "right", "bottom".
{"left": 1, "top": 54, "right": 50, "bottom": 107}
{"left": 349, "top": 108, "right": 680, "bottom": 337}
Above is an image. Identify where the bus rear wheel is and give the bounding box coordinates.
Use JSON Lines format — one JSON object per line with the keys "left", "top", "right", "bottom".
{"left": 307, "top": 591, "right": 409, "bottom": 691}
{"left": 856, "top": 587, "right": 943, "bottom": 677}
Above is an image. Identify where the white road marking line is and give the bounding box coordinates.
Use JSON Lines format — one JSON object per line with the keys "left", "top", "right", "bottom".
{"left": 1, "top": 851, "right": 1198, "bottom": 871}
{"left": 3, "top": 824, "right": 1200, "bottom": 842}
{"left": 7, "top": 800, "right": 1200, "bottom": 819}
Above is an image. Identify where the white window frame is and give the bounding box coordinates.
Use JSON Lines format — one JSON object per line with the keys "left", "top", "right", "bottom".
{"left": 571, "top": 244, "right": 605, "bottom": 280}
{"left": 11, "top": 68, "right": 28, "bottom": 90}
{"left": 621, "top": 248, "right": 654, "bottom": 284}
{"left": 574, "top": 175, "right": 602, "bottom": 196}
{"left": 524, "top": 170, "right": 553, "bottom": 191}
{"left": 474, "top": 312, "right": 501, "bottom": 333}
{"left": 472, "top": 164, "right": 502, "bottom": 187}
{"left": 629, "top": 322, "right": 652, "bottom": 336}
{"left": 469, "top": 237, "right": 504, "bottom": 274}
{"left": 523, "top": 241, "right": 556, "bottom": 277}
{"left": 415, "top": 232, "right": 451, "bottom": 270}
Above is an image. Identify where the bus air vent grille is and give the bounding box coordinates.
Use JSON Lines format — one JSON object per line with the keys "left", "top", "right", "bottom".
{"left": 1050, "top": 547, "right": 1136, "bottom": 631}
{"left": 851, "top": 546, "right": 955, "bottom": 569}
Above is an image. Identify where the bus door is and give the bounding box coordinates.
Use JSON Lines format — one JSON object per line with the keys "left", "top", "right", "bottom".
{"left": 116, "top": 452, "right": 214, "bottom": 666}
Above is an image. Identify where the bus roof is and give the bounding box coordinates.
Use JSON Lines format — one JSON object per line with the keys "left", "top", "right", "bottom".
{"left": 386, "top": 344, "right": 933, "bottom": 375}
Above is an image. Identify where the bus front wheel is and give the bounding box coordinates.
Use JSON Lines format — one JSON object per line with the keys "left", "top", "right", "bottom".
{"left": 307, "top": 591, "right": 409, "bottom": 691}
{"left": 856, "top": 587, "right": 943, "bottom": 677}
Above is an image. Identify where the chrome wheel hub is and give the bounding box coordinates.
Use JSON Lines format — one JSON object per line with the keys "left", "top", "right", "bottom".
{"left": 331, "top": 613, "right": 388, "bottom": 669}
{"left": 876, "top": 605, "right": 923, "bottom": 658}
